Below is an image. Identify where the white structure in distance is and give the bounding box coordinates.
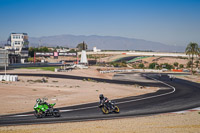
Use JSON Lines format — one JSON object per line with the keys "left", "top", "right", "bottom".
{"left": 93, "top": 47, "right": 101, "bottom": 52}
{"left": 5, "top": 33, "right": 29, "bottom": 63}
{"left": 80, "top": 50, "right": 88, "bottom": 64}
{"left": 5, "top": 33, "right": 29, "bottom": 54}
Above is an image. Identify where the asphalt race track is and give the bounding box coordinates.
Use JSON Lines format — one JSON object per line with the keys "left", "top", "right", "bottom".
{"left": 0, "top": 72, "right": 200, "bottom": 126}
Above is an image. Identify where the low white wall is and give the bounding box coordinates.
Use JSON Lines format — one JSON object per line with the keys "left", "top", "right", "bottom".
{"left": 85, "top": 51, "right": 188, "bottom": 57}
{"left": 0, "top": 75, "right": 18, "bottom": 81}
{"left": 99, "top": 69, "right": 162, "bottom": 73}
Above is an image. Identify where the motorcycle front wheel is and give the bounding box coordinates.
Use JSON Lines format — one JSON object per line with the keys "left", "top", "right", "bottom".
{"left": 53, "top": 109, "right": 61, "bottom": 117}
{"left": 101, "top": 107, "right": 109, "bottom": 114}
{"left": 114, "top": 106, "right": 120, "bottom": 113}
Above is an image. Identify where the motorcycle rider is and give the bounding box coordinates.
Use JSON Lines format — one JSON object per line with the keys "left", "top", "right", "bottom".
{"left": 99, "top": 94, "right": 113, "bottom": 109}
{"left": 36, "top": 98, "right": 52, "bottom": 113}
{"left": 36, "top": 98, "right": 50, "bottom": 107}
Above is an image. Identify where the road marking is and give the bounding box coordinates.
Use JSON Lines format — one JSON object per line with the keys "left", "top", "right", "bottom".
{"left": 60, "top": 106, "right": 97, "bottom": 112}
{"left": 60, "top": 110, "right": 72, "bottom": 112}
{"left": 9, "top": 114, "right": 34, "bottom": 117}
{"left": 117, "top": 74, "right": 176, "bottom": 104}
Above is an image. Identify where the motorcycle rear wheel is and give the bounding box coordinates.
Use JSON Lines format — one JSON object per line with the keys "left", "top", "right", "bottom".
{"left": 101, "top": 107, "right": 109, "bottom": 114}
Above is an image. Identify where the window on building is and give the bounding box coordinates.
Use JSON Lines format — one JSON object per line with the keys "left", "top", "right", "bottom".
{"left": 15, "top": 41, "right": 20, "bottom": 45}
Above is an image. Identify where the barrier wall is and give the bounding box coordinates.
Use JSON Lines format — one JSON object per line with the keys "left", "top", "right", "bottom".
{"left": 99, "top": 69, "right": 162, "bottom": 73}
{"left": 172, "top": 69, "right": 183, "bottom": 72}
{"left": 0, "top": 75, "right": 18, "bottom": 81}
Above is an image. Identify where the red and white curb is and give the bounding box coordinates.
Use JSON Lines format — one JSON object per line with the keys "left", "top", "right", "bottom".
{"left": 170, "top": 107, "right": 200, "bottom": 114}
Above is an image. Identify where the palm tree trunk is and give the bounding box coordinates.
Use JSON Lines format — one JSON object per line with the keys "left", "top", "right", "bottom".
{"left": 191, "top": 54, "right": 194, "bottom": 73}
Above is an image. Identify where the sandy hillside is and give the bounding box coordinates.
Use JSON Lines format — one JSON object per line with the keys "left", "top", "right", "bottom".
{"left": 155, "top": 57, "right": 188, "bottom": 65}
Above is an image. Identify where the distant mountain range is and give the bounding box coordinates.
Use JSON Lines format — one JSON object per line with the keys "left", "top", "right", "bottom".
{"left": 0, "top": 34, "right": 185, "bottom": 52}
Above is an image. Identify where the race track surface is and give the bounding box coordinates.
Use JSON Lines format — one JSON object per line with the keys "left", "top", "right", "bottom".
{"left": 0, "top": 73, "right": 200, "bottom": 126}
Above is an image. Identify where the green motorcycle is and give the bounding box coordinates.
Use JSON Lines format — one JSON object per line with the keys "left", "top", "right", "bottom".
{"left": 34, "top": 98, "right": 61, "bottom": 118}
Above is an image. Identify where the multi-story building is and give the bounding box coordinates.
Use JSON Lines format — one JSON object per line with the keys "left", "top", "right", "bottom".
{"left": 5, "top": 33, "right": 29, "bottom": 63}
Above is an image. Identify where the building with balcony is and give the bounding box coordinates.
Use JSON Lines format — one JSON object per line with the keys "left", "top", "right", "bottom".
{"left": 5, "top": 33, "right": 29, "bottom": 63}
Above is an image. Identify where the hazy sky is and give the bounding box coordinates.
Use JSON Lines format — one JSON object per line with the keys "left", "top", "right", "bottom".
{"left": 0, "top": 0, "right": 200, "bottom": 46}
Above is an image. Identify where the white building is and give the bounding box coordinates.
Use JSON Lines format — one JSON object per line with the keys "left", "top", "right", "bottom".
{"left": 56, "top": 48, "right": 70, "bottom": 52}
{"left": 5, "top": 33, "right": 29, "bottom": 63}
{"left": 93, "top": 47, "right": 101, "bottom": 52}
{"left": 8, "top": 33, "right": 29, "bottom": 53}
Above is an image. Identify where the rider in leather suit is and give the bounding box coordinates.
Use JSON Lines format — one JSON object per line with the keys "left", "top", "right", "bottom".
{"left": 99, "top": 94, "right": 113, "bottom": 109}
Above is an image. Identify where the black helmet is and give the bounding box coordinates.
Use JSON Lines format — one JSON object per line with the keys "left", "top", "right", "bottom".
{"left": 99, "top": 94, "right": 104, "bottom": 100}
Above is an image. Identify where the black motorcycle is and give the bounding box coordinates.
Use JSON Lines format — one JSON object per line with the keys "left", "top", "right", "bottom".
{"left": 99, "top": 100, "right": 120, "bottom": 114}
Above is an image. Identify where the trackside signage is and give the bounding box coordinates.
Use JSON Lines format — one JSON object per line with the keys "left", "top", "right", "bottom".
{"left": 59, "top": 52, "right": 76, "bottom": 56}
{"left": 36, "top": 52, "right": 53, "bottom": 56}
{"left": 35, "top": 52, "right": 77, "bottom": 57}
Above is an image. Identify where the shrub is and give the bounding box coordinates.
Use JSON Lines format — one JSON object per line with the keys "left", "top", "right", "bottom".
{"left": 149, "top": 63, "right": 159, "bottom": 69}
{"left": 187, "top": 61, "right": 192, "bottom": 68}
{"left": 138, "top": 63, "right": 144, "bottom": 68}
{"left": 28, "top": 57, "right": 34, "bottom": 62}
{"left": 110, "top": 62, "right": 127, "bottom": 67}
{"left": 161, "top": 63, "right": 174, "bottom": 70}
{"left": 132, "top": 64, "right": 137, "bottom": 68}
{"left": 179, "top": 64, "right": 184, "bottom": 68}
{"left": 173, "top": 62, "right": 179, "bottom": 67}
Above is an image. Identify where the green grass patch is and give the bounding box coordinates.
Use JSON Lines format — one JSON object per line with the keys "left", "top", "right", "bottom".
{"left": 127, "top": 56, "right": 150, "bottom": 63}
{"left": 19, "top": 66, "right": 59, "bottom": 71}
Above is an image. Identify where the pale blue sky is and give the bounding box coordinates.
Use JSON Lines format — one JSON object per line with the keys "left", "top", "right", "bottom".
{"left": 0, "top": 0, "right": 200, "bottom": 46}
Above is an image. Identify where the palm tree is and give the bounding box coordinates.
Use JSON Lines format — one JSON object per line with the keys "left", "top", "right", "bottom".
{"left": 185, "top": 42, "right": 200, "bottom": 72}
